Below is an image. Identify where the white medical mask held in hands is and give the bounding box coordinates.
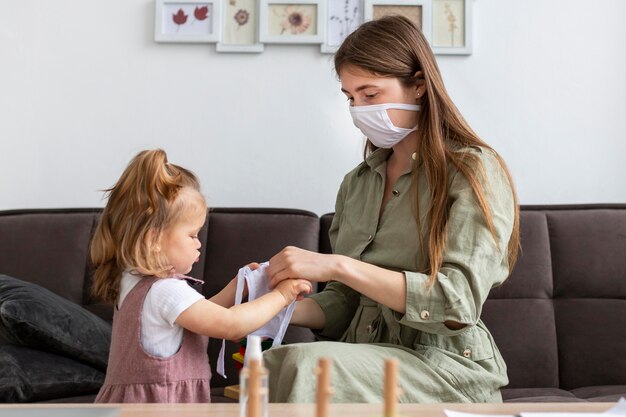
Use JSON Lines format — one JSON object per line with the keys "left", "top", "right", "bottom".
{"left": 349, "top": 103, "right": 421, "bottom": 148}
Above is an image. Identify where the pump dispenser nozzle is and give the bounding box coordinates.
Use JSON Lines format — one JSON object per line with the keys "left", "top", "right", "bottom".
{"left": 247, "top": 335, "right": 263, "bottom": 362}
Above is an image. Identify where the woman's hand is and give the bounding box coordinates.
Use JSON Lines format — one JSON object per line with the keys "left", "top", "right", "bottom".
{"left": 271, "top": 247, "right": 411, "bottom": 314}
{"left": 268, "top": 246, "right": 340, "bottom": 288}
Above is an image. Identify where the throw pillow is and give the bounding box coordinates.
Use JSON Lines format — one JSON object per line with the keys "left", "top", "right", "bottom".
{"left": 0, "top": 344, "right": 104, "bottom": 402}
{"left": 0, "top": 274, "right": 111, "bottom": 371}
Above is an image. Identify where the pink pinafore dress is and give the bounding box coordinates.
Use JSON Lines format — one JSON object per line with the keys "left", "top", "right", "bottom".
{"left": 95, "top": 277, "right": 211, "bottom": 403}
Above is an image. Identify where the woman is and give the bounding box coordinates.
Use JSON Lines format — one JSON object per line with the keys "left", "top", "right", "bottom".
{"left": 266, "top": 15, "right": 519, "bottom": 403}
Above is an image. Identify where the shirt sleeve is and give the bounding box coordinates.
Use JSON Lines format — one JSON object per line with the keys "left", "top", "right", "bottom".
{"left": 397, "top": 149, "right": 516, "bottom": 336}
{"left": 148, "top": 278, "right": 205, "bottom": 327}
{"left": 310, "top": 176, "right": 361, "bottom": 340}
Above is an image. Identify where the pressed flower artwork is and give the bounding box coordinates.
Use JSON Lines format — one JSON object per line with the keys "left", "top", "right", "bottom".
{"left": 327, "top": 0, "right": 360, "bottom": 47}
{"left": 222, "top": 0, "right": 257, "bottom": 45}
{"left": 155, "top": 0, "right": 221, "bottom": 42}
{"left": 432, "top": 0, "right": 465, "bottom": 47}
{"left": 161, "top": 2, "right": 213, "bottom": 35}
{"left": 234, "top": 9, "right": 250, "bottom": 25}
{"left": 372, "top": 5, "right": 422, "bottom": 30}
{"left": 268, "top": 4, "right": 317, "bottom": 36}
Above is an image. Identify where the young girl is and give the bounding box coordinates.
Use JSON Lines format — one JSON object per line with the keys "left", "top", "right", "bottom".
{"left": 90, "top": 149, "right": 311, "bottom": 403}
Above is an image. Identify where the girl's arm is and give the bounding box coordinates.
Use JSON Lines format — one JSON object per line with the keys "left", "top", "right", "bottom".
{"left": 175, "top": 278, "right": 311, "bottom": 340}
{"left": 208, "top": 262, "right": 259, "bottom": 308}
{"left": 208, "top": 276, "right": 239, "bottom": 308}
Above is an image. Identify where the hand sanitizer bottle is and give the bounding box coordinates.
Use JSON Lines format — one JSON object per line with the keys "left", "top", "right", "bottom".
{"left": 239, "top": 336, "right": 268, "bottom": 417}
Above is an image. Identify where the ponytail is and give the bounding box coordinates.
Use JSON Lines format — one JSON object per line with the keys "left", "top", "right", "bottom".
{"left": 91, "top": 149, "right": 204, "bottom": 303}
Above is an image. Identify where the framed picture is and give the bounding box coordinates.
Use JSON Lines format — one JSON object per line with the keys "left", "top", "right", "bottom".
{"left": 431, "top": 0, "right": 472, "bottom": 55}
{"left": 364, "top": 0, "right": 432, "bottom": 44}
{"left": 259, "top": 0, "right": 325, "bottom": 44}
{"left": 321, "top": 0, "right": 363, "bottom": 54}
{"left": 155, "top": 0, "right": 222, "bottom": 42}
{"left": 217, "top": 0, "right": 264, "bottom": 53}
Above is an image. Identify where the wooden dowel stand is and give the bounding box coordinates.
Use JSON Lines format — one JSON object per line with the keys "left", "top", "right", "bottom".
{"left": 384, "top": 358, "right": 400, "bottom": 417}
{"left": 316, "top": 358, "right": 333, "bottom": 417}
{"left": 247, "top": 359, "right": 263, "bottom": 417}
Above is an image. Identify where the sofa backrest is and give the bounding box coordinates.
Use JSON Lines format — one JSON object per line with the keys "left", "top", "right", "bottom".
{"left": 1, "top": 205, "right": 625, "bottom": 391}
{"left": 0, "top": 209, "right": 101, "bottom": 308}
{"left": 487, "top": 206, "right": 626, "bottom": 391}
{"left": 541, "top": 206, "right": 626, "bottom": 390}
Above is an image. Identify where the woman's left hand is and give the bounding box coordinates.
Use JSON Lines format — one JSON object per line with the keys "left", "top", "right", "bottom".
{"left": 268, "top": 246, "right": 339, "bottom": 288}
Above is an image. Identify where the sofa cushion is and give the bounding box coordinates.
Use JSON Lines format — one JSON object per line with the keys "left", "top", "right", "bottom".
{"left": 0, "top": 344, "right": 104, "bottom": 402}
{"left": 0, "top": 274, "right": 111, "bottom": 370}
{"left": 556, "top": 299, "right": 626, "bottom": 390}
{"left": 502, "top": 387, "right": 585, "bottom": 402}
{"left": 570, "top": 385, "right": 626, "bottom": 402}
{"left": 489, "top": 210, "right": 553, "bottom": 299}
{"left": 0, "top": 210, "right": 99, "bottom": 305}
{"left": 482, "top": 299, "right": 559, "bottom": 389}
{"left": 549, "top": 209, "right": 626, "bottom": 298}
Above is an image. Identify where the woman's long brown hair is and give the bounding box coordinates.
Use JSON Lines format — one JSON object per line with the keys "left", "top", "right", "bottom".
{"left": 335, "top": 15, "right": 520, "bottom": 286}
{"left": 90, "top": 149, "right": 205, "bottom": 304}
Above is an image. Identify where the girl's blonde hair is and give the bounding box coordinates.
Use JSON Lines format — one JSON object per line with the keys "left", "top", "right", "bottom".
{"left": 90, "top": 149, "right": 207, "bottom": 303}
{"left": 335, "top": 15, "right": 520, "bottom": 285}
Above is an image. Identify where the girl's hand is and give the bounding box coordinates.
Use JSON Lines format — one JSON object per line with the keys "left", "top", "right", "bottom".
{"left": 274, "top": 278, "right": 312, "bottom": 305}
{"left": 268, "top": 246, "right": 338, "bottom": 288}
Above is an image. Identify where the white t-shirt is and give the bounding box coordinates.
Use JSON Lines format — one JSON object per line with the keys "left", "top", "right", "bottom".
{"left": 118, "top": 271, "right": 204, "bottom": 358}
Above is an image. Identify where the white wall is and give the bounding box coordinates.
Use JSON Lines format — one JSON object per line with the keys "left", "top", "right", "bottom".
{"left": 1, "top": 0, "right": 625, "bottom": 215}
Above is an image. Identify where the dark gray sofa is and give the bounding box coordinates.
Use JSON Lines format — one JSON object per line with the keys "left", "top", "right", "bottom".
{"left": 0, "top": 205, "right": 625, "bottom": 403}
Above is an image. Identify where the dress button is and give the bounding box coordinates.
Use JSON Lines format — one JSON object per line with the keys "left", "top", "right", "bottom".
{"left": 463, "top": 348, "right": 472, "bottom": 358}
{"left": 392, "top": 189, "right": 399, "bottom": 196}
{"left": 419, "top": 310, "right": 430, "bottom": 320}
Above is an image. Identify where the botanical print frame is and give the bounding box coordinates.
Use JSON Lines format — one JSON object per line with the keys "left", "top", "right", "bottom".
{"left": 259, "top": 0, "right": 326, "bottom": 44}
{"left": 217, "top": 0, "right": 264, "bottom": 53}
{"left": 321, "top": 0, "right": 363, "bottom": 54}
{"left": 363, "top": 0, "right": 432, "bottom": 44}
{"left": 431, "top": 0, "right": 472, "bottom": 55}
{"left": 155, "top": 0, "right": 222, "bottom": 43}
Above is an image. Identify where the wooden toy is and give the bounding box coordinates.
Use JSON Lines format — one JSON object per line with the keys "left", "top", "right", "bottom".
{"left": 315, "top": 358, "right": 333, "bottom": 417}
{"left": 247, "top": 358, "right": 264, "bottom": 417}
{"left": 384, "top": 358, "right": 403, "bottom": 417}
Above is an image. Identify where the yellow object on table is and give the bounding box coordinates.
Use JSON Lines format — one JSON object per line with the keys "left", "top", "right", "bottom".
{"left": 224, "top": 385, "right": 240, "bottom": 400}
{"left": 232, "top": 352, "right": 244, "bottom": 365}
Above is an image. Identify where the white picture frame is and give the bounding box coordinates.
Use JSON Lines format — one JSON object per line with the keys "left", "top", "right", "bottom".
{"left": 155, "top": 0, "right": 222, "bottom": 43}
{"left": 259, "top": 0, "right": 326, "bottom": 44}
{"left": 363, "top": 0, "right": 432, "bottom": 44}
{"left": 431, "top": 0, "right": 472, "bottom": 55}
{"left": 216, "top": 0, "right": 264, "bottom": 53}
{"left": 320, "top": 0, "right": 363, "bottom": 54}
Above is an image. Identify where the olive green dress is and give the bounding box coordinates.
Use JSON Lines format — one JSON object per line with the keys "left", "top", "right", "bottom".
{"left": 264, "top": 147, "right": 514, "bottom": 403}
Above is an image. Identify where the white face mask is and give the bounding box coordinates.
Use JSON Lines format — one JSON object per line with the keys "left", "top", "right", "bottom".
{"left": 349, "top": 103, "right": 421, "bottom": 148}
